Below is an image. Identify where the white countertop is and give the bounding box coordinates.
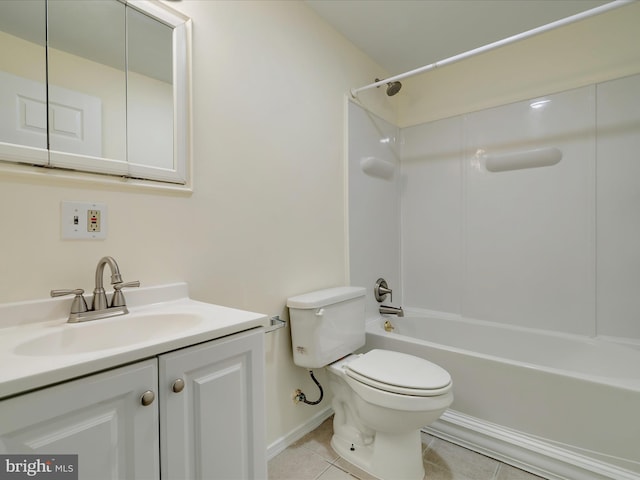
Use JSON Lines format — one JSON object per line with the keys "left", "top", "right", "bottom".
{"left": 0, "top": 283, "right": 268, "bottom": 399}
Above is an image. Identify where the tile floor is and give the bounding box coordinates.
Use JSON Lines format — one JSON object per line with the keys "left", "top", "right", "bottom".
{"left": 268, "top": 416, "right": 546, "bottom": 480}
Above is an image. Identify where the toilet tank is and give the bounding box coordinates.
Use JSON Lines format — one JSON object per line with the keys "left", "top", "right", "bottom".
{"left": 287, "top": 286, "right": 366, "bottom": 368}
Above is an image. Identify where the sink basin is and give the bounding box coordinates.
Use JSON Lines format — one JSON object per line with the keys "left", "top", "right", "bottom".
{"left": 14, "top": 312, "right": 203, "bottom": 356}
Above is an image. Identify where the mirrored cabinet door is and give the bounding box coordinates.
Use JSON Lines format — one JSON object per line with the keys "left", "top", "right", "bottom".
{"left": 127, "top": 7, "right": 175, "bottom": 178}
{"left": 0, "top": 0, "right": 190, "bottom": 186}
{"left": 47, "top": 0, "right": 128, "bottom": 175}
{"left": 0, "top": 0, "right": 48, "bottom": 165}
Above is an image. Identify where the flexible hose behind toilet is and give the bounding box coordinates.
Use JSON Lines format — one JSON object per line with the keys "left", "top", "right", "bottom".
{"left": 294, "top": 370, "right": 324, "bottom": 405}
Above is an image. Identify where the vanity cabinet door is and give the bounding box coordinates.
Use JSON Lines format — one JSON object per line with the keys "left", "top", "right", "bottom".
{"left": 0, "top": 359, "right": 159, "bottom": 480}
{"left": 159, "top": 328, "right": 266, "bottom": 480}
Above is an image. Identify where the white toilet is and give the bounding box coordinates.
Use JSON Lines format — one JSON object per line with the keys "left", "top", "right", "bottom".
{"left": 287, "top": 286, "right": 453, "bottom": 480}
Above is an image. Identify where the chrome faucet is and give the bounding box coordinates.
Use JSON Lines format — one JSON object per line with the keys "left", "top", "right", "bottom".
{"left": 51, "top": 256, "right": 139, "bottom": 323}
{"left": 375, "top": 278, "right": 404, "bottom": 317}
{"left": 92, "top": 256, "right": 123, "bottom": 311}
{"left": 379, "top": 305, "right": 404, "bottom": 317}
{"left": 374, "top": 278, "right": 393, "bottom": 302}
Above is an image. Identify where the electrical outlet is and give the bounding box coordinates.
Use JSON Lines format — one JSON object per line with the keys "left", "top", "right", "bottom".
{"left": 87, "top": 210, "right": 101, "bottom": 232}
{"left": 61, "top": 201, "right": 107, "bottom": 240}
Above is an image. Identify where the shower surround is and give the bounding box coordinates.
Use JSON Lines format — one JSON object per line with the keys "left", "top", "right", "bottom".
{"left": 350, "top": 72, "right": 640, "bottom": 343}
{"left": 348, "top": 73, "right": 640, "bottom": 477}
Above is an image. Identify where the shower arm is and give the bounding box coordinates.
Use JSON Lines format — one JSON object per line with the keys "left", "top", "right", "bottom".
{"left": 350, "top": 0, "right": 631, "bottom": 98}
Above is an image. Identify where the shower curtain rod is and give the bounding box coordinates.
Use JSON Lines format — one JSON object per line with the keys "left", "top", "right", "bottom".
{"left": 350, "top": 0, "right": 633, "bottom": 98}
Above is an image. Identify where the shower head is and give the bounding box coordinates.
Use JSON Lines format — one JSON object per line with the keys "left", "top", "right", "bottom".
{"left": 386, "top": 81, "right": 402, "bottom": 96}
{"left": 375, "top": 78, "right": 402, "bottom": 96}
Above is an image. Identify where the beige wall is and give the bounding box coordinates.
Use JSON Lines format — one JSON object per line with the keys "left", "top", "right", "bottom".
{"left": 0, "top": 0, "right": 393, "bottom": 447}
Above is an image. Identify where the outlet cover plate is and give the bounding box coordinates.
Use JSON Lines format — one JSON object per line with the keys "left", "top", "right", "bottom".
{"left": 61, "top": 201, "right": 107, "bottom": 240}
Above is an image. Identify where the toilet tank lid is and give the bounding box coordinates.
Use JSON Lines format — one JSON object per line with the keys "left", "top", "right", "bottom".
{"left": 287, "top": 286, "right": 366, "bottom": 309}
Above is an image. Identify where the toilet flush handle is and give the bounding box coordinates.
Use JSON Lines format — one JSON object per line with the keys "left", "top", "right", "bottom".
{"left": 315, "top": 308, "right": 324, "bottom": 316}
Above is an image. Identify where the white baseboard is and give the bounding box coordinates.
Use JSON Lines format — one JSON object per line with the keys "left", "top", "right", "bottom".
{"left": 426, "top": 410, "right": 640, "bottom": 480}
{"left": 266, "top": 406, "right": 334, "bottom": 460}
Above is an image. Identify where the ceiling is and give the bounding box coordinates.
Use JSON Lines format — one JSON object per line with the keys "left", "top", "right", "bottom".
{"left": 305, "top": 0, "right": 610, "bottom": 76}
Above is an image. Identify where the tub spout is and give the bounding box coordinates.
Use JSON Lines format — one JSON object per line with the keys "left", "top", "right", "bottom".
{"left": 379, "top": 305, "right": 404, "bottom": 317}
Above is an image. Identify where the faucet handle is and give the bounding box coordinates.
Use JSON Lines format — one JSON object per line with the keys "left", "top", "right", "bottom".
{"left": 111, "top": 281, "right": 140, "bottom": 307}
{"left": 374, "top": 278, "right": 393, "bottom": 302}
{"left": 51, "top": 288, "right": 89, "bottom": 314}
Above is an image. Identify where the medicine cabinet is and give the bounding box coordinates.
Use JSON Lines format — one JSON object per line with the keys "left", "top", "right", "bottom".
{"left": 0, "top": 0, "right": 190, "bottom": 185}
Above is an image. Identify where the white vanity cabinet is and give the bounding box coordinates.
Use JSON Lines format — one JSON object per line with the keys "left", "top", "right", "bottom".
{"left": 0, "top": 359, "right": 160, "bottom": 479}
{"left": 0, "top": 327, "right": 266, "bottom": 480}
{"left": 160, "top": 328, "right": 266, "bottom": 480}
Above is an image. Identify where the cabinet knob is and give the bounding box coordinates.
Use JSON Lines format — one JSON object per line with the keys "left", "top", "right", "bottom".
{"left": 140, "top": 390, "right": 155, "bottom": 406}
{"left": 172, "top": 378, "right": 185, "bottom": 393}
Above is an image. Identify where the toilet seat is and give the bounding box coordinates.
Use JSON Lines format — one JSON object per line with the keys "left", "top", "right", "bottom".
{"left": 345, "top": 349, "right": 451, "bottom": 397}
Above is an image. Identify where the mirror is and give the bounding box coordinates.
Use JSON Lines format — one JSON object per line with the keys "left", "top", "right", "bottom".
{"left": 48, "top": 0, "right": 127, "bottom": 173}
{"left": 0, "top": 0, "right": 190, "bottom": 185}
{"left": 0, "top": 0, "right": 48, "bottom": 165}
{"left": 126, "top": 5, "right": 176, "bottom": 178}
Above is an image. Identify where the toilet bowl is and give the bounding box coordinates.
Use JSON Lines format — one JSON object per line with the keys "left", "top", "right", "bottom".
{"left": 287, "top": 287, "right": 453, "bottom": 480}
{"left": 327, "top": 350, "right": 453, "bottom": 480}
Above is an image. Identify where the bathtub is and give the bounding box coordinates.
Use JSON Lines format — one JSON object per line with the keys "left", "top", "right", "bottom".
{"left": 364, "top": 315, "right": 640, "bottom": 480}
